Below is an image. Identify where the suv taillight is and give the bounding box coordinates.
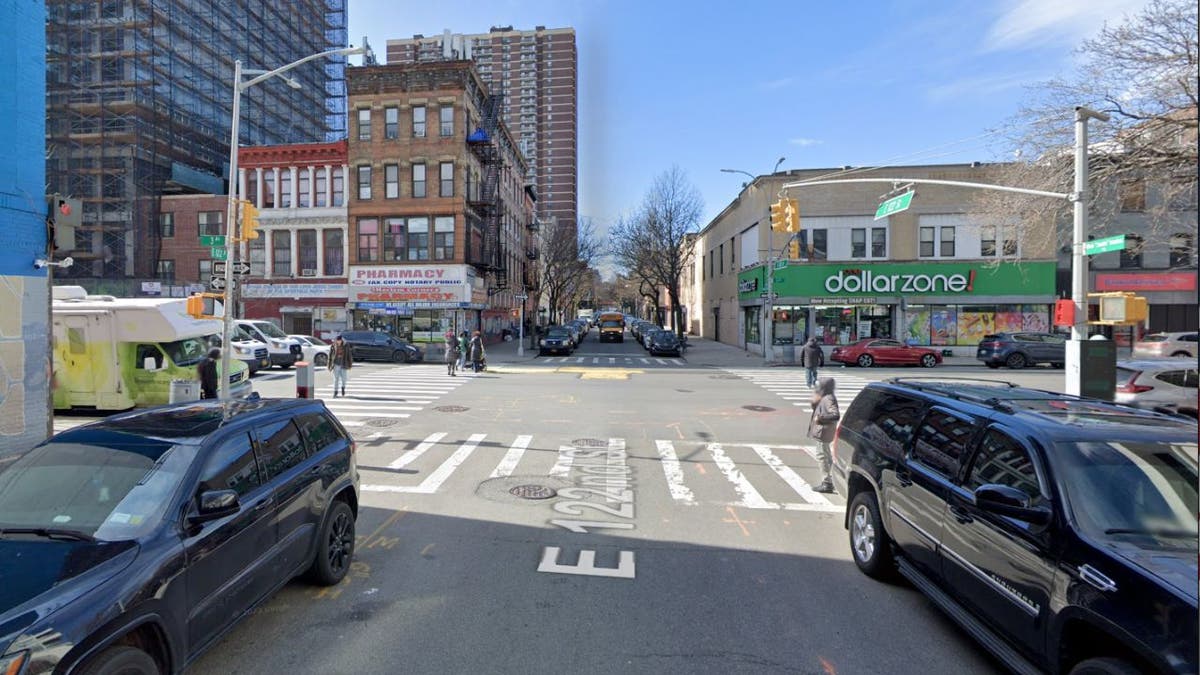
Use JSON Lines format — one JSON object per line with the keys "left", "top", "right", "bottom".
{"left": 349, "top": 438, "right": 357, "bottom": 455}
{"left": 1117, "top": 375, "right": 1153, "bottom": 394}
{"left": 982, "top": 341, "right": 1000, "bottom": 349}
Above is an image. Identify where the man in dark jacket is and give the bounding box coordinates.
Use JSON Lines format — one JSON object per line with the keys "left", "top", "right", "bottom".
{"left": 807, "top": 377, "right": 840, "bottom": 493}
{"left": 197, "top": 347, "right": 220, "bottom": 399}
{"left": 800, "top": 337, "right": 824, "bottom": 388}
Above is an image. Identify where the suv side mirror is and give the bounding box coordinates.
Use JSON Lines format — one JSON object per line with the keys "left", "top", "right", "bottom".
{"left": 974, "top": 484, "right": 1052, "bottom": 526}
{"left": 191, "top": 489, "right": 240, "bottom": 523}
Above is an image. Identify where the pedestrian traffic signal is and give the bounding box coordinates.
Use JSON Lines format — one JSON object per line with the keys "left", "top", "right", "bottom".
{"left": 783, "top": 198, "right": 799, "bottom": 233}
{"left": 186, "top": 293, "right": 225, "bottom": 319}
{"left": 240, "top": 200, "right": 260, "bottom": 241}
{"left": 1091, "top": 292, "right": 1148, "bottom": 324}
{"left": 769, "top": 199, "right": 786, "bottom": 231}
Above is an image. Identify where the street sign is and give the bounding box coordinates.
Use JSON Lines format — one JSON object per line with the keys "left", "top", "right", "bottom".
{"left": 874, "top": 190, "right": 914, "bottom": 220}
{"left": 209, "top": 275, "right": 227, "bottom": 291}
{"left": 1083, "top": 235, "right": 1126, "bottom": 256}
{"left": 773, "top": 260, "right": 788, "bottom": 270}
{"left": 514, "top": 294, "right": 528, "bottom": 300}
{"left": 199, "top": 235, "right": 226, "bottom": 247}
{"left": 212, "top": 260, "right": 251, "bottom": 275}
{"left": 211, "top": 246, "right": 228, "bottom": 261}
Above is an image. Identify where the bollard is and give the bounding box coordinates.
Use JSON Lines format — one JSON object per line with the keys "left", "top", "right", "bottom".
{"left": 295, "top": 361, "right": 314, "bottom": 399}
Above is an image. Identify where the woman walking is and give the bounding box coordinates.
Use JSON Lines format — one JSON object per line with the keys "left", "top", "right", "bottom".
{"left": 328, "top": 335, "right": 353, "bottom": 397}
{"left": 468, "top": 330, "right": 486, "bottom": 373}
{"left": 808, "top": 377, "right": 840, "bottom": 493}
{"left": 457, "top": 331, "right": 469, "bottom": 371}
{"left": 444, "top": 332, "right": 460, "bottom": 376}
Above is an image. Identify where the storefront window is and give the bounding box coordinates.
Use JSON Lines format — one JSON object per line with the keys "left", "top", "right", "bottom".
{"left": 813, "top": 306, "right": 858, "bottom": 345}
{"left": 771, "top": 306, "right": 804, "bottom": 345}
{"left": 743, "top": 308, "right": 760, "bottom": 345}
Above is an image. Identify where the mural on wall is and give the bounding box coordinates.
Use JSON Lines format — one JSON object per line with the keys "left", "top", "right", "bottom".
{"left": 929, "top": 308, "right": 957, "bottom": 346}
{"left": 957, "top": 311, "right": 996, "bottom": 345}
{"left": 904, "top": 308, "right": 931, "bottom": 345}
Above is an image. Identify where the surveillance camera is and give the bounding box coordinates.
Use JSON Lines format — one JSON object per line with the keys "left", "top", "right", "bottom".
{"left": 34, "top": 259, "right": 47, "bottom": 269}
{"left": 62, "top": 256, "right": 74, "bottom": 267}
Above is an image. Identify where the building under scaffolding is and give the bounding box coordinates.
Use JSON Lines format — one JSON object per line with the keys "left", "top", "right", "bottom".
{"left": 45, "top": 0, "right": 349, "bottom": 293}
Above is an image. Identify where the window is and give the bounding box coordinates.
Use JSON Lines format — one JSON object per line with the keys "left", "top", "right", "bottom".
{"left": 272, "top": 231, "right": 291, "bottom": 276}
{"left": 296, "top": 413, "right": 342, "bottom": 456}
{"left": 314, "top": 168, "right": 327, "bottom": 207}
{"left": 198, "top": 432, "right": 260, "bottom": 497}
{"left": 135, "top": 344, "right": 163, "bottom": 370}
{"left": 440, "top": 106, "right": 454, "bottom": 136}
{"left": 157, "top": 259, "right": 174, "bottom": 281}
{"left": 1120, "top": 178, "right": 1145, "bottom": 212}
{"left": 940, "top": 226, "right": 956, "bottom": 257}
{"left": 199, "top": 259, "right": 211, "bottom": 279}
{"left": 385, "top": 164, "right": 399, "bottom": 199}
{"left": 851, "top": 228, "right": 866, "bottom": 258}
{"left": 324, "top": 229, "right": 344, "bottom": 276}
{"left": 434, "top": 216, "right": 455, "bottom": 260}
{"left": 413, "top": 105, "right": 426, "bottom": 138}
{"left": 357, "top": 218, "right": 379, "bottom": 262}
{"left": 406, "top": 217, "right": 429, "bottom": 261}
{"left": 357, "top": 108, "right": 371, "bottom": 141}
{"left": 844, "top": 391, "right": 924, "bottom": 460}
{"left": 298, "top": 169, "right": 310, "bottom": 208}
{"left": 246, "top": 172, "right": 258, "bottom": 208}
{"left": 1169, "top": 233, "right": 1193, "bottom": 268}
{"left": 871, "top": 227, "right": 887, "bottom": 257}
{"left": 298, "top": 229, "right": 317, "bottom": 274}
{"left": 382, "top": 218, "right": 406, "bottom": 261}
{"left": 249, "top": 237, "right": 266, "bottom": 276}
{"left": 730, "top": 237, "right": 735, "bottom": 267}
{"left": 920, "top": 226, "right": 935, "bottom": 257}
{"left": 160, "top": 212, "right": 174, "bottom": 238}
{"left": 262, "top": 169, "right": 275, "bottom": 208}
{"left": 332, "top": 168, "right": 344, "bottom": 207}
{"left": 412, "top": 163, "right": 426, "bottom": 198}
{"left": 279, "top": 170, "right": 292, "bottom": 208}
{"left": 440, "top": 162, "right": 454, "bottom": 197}
{"left": 912, "top": 409, "right": 975, "bottom": 478}
{"left": 198, "top": 211, "right": 223, "bottom": 236}
{"left": 808, "top": 229, "right": 827, "bottom": 261}
{"left": 254, "top": 420, "right": 308, "bottom": 480}
{"left": 357, "top": 165, "right": 371, "bottom": 200}
{"left": 1167, "top": 176, "right": 1198, "bottom": 211}
{"left": 719, "top": 244, "right": 724, "bottom": 274}
{"left": 966, "top": 430, "right": 1042, "bottom": 504}
{"left": 1154, "top": 369, "right": 1198, "bottom": 389}
{"left": 384, "top": 107, "right": 398, "bottom": 139}
{"left": 1119, "top": 234, "right": 1143, "bottom": 268}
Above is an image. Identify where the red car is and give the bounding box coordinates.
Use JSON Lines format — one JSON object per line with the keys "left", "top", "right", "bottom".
{"left": 830, "top": 338, "right": 942, "bottom": 368}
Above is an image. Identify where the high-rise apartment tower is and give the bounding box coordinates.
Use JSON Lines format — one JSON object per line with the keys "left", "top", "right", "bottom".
{"left": 386, "top": 26, "right": 577, "bottom": 236}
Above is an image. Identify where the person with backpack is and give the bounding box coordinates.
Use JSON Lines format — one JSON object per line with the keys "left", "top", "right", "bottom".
{"left": 800, "top": 336, "right": 825, "bottom": 388}
{"left": 808, "top": 377, "right": 840, "bottom": 493}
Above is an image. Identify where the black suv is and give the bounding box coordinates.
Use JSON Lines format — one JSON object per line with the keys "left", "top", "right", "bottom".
{"left": 0, "top": 398, "right": 359, "bottom": 675}
{"left": 977, "top": 332, "right": 1067, "bottom": 369}
{"left": 340, "top": 330, "right": 423, "bottom": 363}
{"left": 831, "top": 378, "right": 1197, "bottom": 675}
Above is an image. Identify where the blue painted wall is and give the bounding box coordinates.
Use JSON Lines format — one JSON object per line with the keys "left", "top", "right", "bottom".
{"left": 0, "top": 0, "right": 50, "bottom": 451}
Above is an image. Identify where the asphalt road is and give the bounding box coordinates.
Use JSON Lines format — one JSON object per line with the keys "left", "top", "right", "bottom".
{"left": 176, "top": 332, "right": 1023, "bottom": 675}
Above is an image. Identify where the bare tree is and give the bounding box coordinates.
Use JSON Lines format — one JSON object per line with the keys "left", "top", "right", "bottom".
{"left": 973, "top": 0, "right": 1197, "bottom": 258}
{"left": 610, "top": 166, "right": 703, "bottom": 335}
{"left": 538, "top": 217, "right": 602, "bottom": 325}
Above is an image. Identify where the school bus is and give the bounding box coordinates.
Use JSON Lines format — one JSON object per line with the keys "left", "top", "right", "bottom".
{"left": 598, "top": 311, "right": 625, "bottom": 343}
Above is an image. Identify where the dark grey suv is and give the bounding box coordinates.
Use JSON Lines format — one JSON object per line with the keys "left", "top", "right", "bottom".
{"left": 977, "top": 331, "right": 1066, "bottom": 369}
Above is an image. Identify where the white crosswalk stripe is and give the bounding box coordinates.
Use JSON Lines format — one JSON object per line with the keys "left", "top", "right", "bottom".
{"left": 540, "top": 356, "right": 687, "bottom": 367}
{"left": 361, "top": 432, "right": 841, "bottom": 512}
{"left": 722, "top": 368, "right": 871, "bottom": 408}
{"left": 321, "top": 364, "right": 470, "bottom": 426}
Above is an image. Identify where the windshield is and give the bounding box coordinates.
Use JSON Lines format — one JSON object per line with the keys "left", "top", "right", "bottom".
{"left": 251, "top": 321, "right": 289, "bottom": 339}
{"left": 1056, "top": 439, "right": 1198, "bottom": 547}
{"left": 162, "top": 337, "right": 209, "bottom": 367}
{"left": 0, "top": 438, "right": 195, "bottom": 541}
{"left": 601, "top": 320, "right": 621, "bottom": 328}
{"left": 303, "top": 336, "right": 327, "bottom": 346}
{"left": 547, "top": 329, "right": 570, "bottom": 337}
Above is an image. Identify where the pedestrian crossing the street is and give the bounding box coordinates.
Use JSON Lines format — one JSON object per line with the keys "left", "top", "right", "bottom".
{"left": 360, "top": 432, "right": 842, "bottom": 512}
{"left": 320, "top": 364, "right": 473, "bottom": 427}
{"left": 722, "top": 368, "right": 871, "bottom": 409}
{"left": 538, "top": 355, "right": 687, "bottom": 367}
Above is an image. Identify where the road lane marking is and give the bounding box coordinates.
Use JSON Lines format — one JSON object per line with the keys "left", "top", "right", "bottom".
{"left": 750, "top": 444, "right": 835, "bottom": 507}
{"left": 548, "top": 445, "right": 575, "bottom": 478}
{"left": 655, "top": 440, "right": 697, "bottom": 506}
{"left": 708, "top": 442, "right": 776, "bottom": 509}
{"left": 387, "top": 432, "right": 446, "bottom": 470}
{"left": 489, "top": 434, "right": 533, "bottom": 478}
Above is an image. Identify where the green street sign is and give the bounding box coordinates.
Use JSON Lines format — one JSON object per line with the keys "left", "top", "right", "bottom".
{"left": 774, "top": 260, "right": 788, "bottom": 270}
{"left": 211, "top": 246, "right": 228, "bottom": 261}
{"left": 1083, "top": 235, "right": 1126, "bottom": 256}
{"left": 874, "top": 191, "right": 914, "bottom": 220}
{"left": 200, "top": 235, "right": 226, "bottom": 247}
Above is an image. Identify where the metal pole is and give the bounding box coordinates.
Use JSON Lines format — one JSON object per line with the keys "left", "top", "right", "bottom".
{"left": 1066, "top": 106, "right": 1110, "bottom": 396}
{"left": 518, "top": 302, "right": 525, "bottom": 356}
{"left": 764, "top": 232, "right": 775, "bottom": 363}
{"left": 219, "top": 59, "right": 242, "bottom": 400}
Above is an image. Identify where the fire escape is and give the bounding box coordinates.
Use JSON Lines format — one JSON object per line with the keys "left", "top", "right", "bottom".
{"left": 466, "top": 88, "right": 507, "bottom": 294}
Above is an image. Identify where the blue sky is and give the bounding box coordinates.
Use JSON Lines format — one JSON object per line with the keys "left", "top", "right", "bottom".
{"left": 349, "top": 0, "right": 1150, "bottom": 229}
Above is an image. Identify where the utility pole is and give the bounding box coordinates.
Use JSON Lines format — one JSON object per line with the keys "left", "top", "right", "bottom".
{"left": 1066, "top": 106, "right": 1111, "bottom": 396}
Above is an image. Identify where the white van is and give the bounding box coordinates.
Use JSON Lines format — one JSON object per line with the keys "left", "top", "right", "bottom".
{"left": 235, "top": 319, "right": 304, "bottom": 369}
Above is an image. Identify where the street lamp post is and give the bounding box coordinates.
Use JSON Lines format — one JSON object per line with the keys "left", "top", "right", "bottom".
{"left": 218, "top": 46, "right": 365, "bottom": 400}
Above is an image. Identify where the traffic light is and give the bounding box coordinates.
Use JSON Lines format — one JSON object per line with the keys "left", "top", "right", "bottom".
{"left": 186, "top": 293, "right": 225, "bottom": 319}
{"left": 783, "top": 198, "right": 799, "bottom": 233}
{"left": 769, "top": 199, "right": 786, "bottom": 231}
{"left": 46, "top": 194, "right": 82, "bottom": 251}
{"left": 240, "top": 200, "right": 260, "bottom": 240}
{"left": 1094, "top": 293, "right": 1148, "bottom": 324}
{"left": 788, "top": 239, "right": 800, "bottom": 259}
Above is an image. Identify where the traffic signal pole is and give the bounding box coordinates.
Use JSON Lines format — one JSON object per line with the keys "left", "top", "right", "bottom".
{"left": 218, "top": 59, "right": 243, "bottom": 401}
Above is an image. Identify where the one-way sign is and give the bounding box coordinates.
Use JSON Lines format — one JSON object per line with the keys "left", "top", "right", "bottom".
{"left": 213, "top": 261, "right": 251, "bottom": 276}
{"left": 209, "top": 275, "right": 227, "bottom": 291}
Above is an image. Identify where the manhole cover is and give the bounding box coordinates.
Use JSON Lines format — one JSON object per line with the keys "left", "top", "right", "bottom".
{"left": 364, "top": 418, "right": 400, "bottom": 428}
{"left": 711, "top": 374, "right": 742, "bottom": 380}
{"left": 572, "top": 438, "right": 607, "bottom": 447}
{"left": 742, "top": 405, "right": 776, "bottom": 412}
{"left": 434, "top": 405, "right": 469, "bottom": 413}
{"left": 509, "top": 484, "right": 557, "bottom": 500}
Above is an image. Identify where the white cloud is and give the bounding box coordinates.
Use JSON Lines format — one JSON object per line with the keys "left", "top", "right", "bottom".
{"left": 984, "top": 0, "right": 1149, "bottom": 51}
{"left": 788, "top": 137, "right": 823, "bottom": 147}
{"left": 925, "top": 71, "right": 1042, "bottom": 101}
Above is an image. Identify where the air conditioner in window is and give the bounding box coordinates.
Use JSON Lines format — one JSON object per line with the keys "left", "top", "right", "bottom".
{"left": 300, "top": 268, "right": 317, "bottom": 277}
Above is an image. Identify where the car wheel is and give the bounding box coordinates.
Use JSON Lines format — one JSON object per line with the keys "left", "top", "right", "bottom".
{"left": 1068, "top": 657, "right": 1143, "bottom": 675}
{"left": 307, "top": 500, "right": 355, "bottom": 586}
{"left": 1171, "top": 351, "right": 1192, "bottom": 358}
{"left": 391, "top": 350, "right": 406, "bottom": 363}
{"left": 314, "top": 353, "right": 328, "bottom": 367}
{"left": 848, "top": 491, "right": 894, "bottom": 580}
{"left": 278, "top": 363, "right": 293, "bottom": 370}
{"left": 1005, "top": 352, "right": 1027, "bottom": 369}
{"left": 920, "top": 354, "right": 938, "bottom": 368}
{"left": 78, "top": 645, "right": 159, "bottom": 675}
{"left": 857, "top": 354, "right": 874, "bottom": 368}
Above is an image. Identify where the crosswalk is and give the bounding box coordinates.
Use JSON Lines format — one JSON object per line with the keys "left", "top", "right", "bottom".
{"left": 319, "top": 364, "right": 472, "bottom": 427}
{"left": 721, "top": 368, "right": 871, "bottom": 409}
{"left": 360, "top": 432, "right": 842, "bottom": 512}
{"left": 537, "top": 355, "right": 688, "bottom": 367}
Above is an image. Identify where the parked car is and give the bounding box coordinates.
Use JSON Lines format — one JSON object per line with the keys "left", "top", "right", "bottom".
{"left": 234, "top": 319, "right": 304, "bottom": 369}
{"left": 0, "top": 398, "right": 359, "bottom": 675}
{"left": 539, "top": 326, "right": 574, "bottom": 356}
{"left": 976, "top": 331, "right": 1066, "bottom": 369}
{"left": 339, "top": 330, "right": 423, "bottom": 363}
{"left": 209, "top": 327, "right": 271, "bottom": 376}
{"left": 289, "top": 334, "right": 332, "bottom": 367}
{"left": 830, "top": 338, "right": 941, "bottom": 368}
{"left": 831, "top": 377, "right": 1197, "bottom": 675}
{"left": 647, "top": 330, "right": 683, "bottom": 357}
{"left": 1131, "top": 332, "right": 1198, "bottom": 359}
{"left": 1116, "top": 359, "right": 1199, "bottom": 419}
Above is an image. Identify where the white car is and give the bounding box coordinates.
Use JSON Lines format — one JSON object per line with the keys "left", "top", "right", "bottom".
{"left": 1132, "top": 332, "right": 1198, "bottom": 359}
{"left": 1115, "top": 359, "right": 1199, "bottom": 420}
{"left": 289, "top": 334, "right": 332, "bottom": 367}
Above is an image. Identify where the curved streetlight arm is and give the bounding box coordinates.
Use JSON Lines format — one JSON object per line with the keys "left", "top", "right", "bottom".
{"left": 720, "top": 168, "right": 756, "bottom": 182}
{"left": 240, "top": 46, "right": 366, "bottom": 91}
